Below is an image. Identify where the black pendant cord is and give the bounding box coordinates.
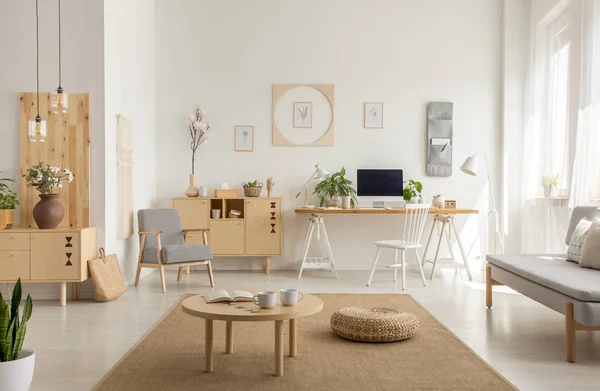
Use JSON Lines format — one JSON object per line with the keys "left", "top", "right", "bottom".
{"left": 57, "top": 0, "right": 62, "bottom": 92}
{"left": 35, "top": 0, "right": 40, "bottom": 119}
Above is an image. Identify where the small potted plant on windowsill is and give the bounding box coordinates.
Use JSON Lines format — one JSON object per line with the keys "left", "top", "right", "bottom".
{"left": 0, "top": 278, "right": 34, "bottom": 391}
{"left": 403, "top": 179, "right": 423, "bottom": 204}
{"left": 541, "top": 173, "right": 560, "bottom": 198}
{"left": 314, "top": 167, "right": 357, "bottom": 209}
{"left": 0, "top": 174, "right": 19, "bottom": 230}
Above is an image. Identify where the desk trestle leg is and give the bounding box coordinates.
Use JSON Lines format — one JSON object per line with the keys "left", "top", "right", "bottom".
{"left": 297, "top": 214, "right": 339, "bottom": 279}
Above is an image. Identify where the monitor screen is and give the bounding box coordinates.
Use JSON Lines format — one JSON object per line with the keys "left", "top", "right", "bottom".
{"left": 357, "top": 169, "right": 403, "bottom": 196}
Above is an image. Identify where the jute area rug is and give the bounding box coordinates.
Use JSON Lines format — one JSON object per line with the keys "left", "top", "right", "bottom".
{"left": 94, "top": 294, "right": 516, "bottom": 391}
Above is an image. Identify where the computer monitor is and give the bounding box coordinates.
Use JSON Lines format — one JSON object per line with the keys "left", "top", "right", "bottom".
{"left": 357, "top": 169, "right": 403, "bottom": 197}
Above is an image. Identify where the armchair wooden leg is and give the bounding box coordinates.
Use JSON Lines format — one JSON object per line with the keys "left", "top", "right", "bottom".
{"left": 177, "top": 267, "right": 183, "bottom": 281}
{"left": 135, "top": 263, "right": 142, "bottom": 287}
{"left": 207, "top": 260, "right": 215, "bottom": 287}
{"left": 486, "top": 266, "right": 492, "bottom": 308}
{"left": 566, "top": 302, "right": 576, "bottom": 363}
{"left": 159, "top": 266, "right": 166, "bottom": 293}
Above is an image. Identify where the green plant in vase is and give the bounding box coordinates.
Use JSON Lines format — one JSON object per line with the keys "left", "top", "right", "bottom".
{"left": 403, "top": 179, "right": 423, "bottom": 203}
{"left": 313, "top": 167, "right": 357, "bottom": 208}
{"left": 541, "top": 173, "right": 560, "bottom": 198}
{"left": 0, "top": 174, "right": 19, "bottom": 230}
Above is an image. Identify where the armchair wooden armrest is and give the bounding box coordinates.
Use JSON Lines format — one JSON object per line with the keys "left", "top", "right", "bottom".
{"left": 182, "top": 228, "right": 211, "bottom": 232}
{"left": 139, "top": 230, "right": 165, "bottom": 235}
{"left": 183, "top": 229, "right": 210, "bottom": 245}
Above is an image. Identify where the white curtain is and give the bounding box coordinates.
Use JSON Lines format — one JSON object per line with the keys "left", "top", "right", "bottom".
{"left": 569, "top": 0, "right": 600, "bottom": 207}
{"left": 521, "top": 0, "right": 600, "bottom": 253}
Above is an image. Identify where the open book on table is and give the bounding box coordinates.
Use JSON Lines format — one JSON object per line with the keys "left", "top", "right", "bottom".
{"left": 204, "top": 290, "right": 254, "bottom": 303}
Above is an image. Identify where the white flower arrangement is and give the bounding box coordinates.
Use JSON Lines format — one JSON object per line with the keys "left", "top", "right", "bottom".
{"left": 23, "top": 162, "right": 74, "bottom": 195}
{"left": 187, "top": 105, "right": 212, "bottom": 174}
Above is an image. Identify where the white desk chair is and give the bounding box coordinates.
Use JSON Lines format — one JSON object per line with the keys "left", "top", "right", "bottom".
{"left": 367, "top": 204, "right": 431, "bottom": 289}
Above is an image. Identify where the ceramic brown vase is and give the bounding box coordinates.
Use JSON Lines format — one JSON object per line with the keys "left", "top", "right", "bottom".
{"left": 33, "top": 194, "right": 64, "bottom": 229}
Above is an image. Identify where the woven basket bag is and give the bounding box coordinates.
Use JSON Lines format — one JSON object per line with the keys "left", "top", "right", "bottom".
{"left": 88, "top": 248, "right": 127, "bottom": 302}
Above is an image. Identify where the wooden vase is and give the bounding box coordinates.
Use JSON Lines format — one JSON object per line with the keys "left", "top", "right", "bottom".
{"left": 33, "top": 194, "right": 64, "bottom": 229}
{"left": 185, "top": 174, "right": 199, "bottom": 198}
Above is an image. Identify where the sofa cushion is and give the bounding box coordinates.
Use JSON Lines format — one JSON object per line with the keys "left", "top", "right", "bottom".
{"left": 567, "top": 218, "right": 592, "bottom": 263}
{"left": 581, "top": 218, "right": 600, "bottom": 270}
{"left": 486, "top": 253, "right": 600, "bottom": 302}
{"left": 143, "top": 244, "right": 212, "bottom": 264}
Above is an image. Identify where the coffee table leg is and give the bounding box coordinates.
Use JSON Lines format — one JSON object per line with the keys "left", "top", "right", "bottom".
{"left": 226, "top": 320, "right": 233, "bottom": 354}
{"left": 289, "top": 318, "right": 297, "bottom": 357}
{"left": 275, "top": 320, "right": 284, "bottom": 376}
{"left": 205, "top": 319, "right": 214, "bottom": 373}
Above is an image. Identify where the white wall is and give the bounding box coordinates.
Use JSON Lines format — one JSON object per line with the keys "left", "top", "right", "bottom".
{"left": 104, "top": 0, "right": 157, "bottom": 284}
{"left": 0, "top": 0, "right": 105, "bottom": 297}
{"left": 154, "top": 0, "right": 503, "bottom": 270}
{"left": 502, "top": 0, "right": 529, "bottom": 252}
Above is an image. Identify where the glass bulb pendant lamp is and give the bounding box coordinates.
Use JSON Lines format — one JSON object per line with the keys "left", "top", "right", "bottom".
{"left": 51, "top": 0, "right": 68, "bottom": 114}
{"left": 29, "top": 0, "right": 47, "bottom": 142}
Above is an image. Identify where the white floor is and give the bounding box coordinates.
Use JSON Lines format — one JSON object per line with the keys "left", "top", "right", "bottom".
{"left": 25, "top": 266, "right": 600, "bottom": 391}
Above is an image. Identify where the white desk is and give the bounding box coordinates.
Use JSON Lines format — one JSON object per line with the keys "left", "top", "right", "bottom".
{"left": 294, "top": 207, "right": 479, "bottom": 280}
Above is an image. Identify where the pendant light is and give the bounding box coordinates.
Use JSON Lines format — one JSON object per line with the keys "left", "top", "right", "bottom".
{"left": 28, "top": 0, "right": 47, "bottom": 143}
{"left": 50, "top": 0, "right": 68, "bottom": 114}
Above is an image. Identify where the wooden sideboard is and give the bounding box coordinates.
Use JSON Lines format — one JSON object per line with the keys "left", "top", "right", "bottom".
{"left": 0, "top": 227, "right": 97, "bottom": 306}
{"left": 173, "top": 197, "right": 282, "bottom": 273}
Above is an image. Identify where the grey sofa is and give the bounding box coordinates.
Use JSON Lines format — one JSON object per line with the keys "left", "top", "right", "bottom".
{"left": 486, "top": 206, "right": 600, "bottom": 363}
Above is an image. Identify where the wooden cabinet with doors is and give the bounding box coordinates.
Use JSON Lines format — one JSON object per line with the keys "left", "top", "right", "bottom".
{"left": 173, "top": 197, "right": 282, "bottom": 273}
{"left": 0, "top": 227, "right": 97, "bottom": 306}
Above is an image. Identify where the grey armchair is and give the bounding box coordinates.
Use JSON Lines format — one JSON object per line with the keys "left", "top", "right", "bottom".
{"left": 135, "top": 209, "right": 214, "bottom": 293}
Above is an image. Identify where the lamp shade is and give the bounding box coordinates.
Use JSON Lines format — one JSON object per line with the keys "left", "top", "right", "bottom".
{"left": 315, "top": 164, "right": 330, "bottom": 180}
{"left": 461, "top": 155, "right": 479, "bottom": 176}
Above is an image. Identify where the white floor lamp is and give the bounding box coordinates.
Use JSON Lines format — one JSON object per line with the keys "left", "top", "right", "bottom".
{"left": 461, "top": 153, "right": 505, "bottom": 259}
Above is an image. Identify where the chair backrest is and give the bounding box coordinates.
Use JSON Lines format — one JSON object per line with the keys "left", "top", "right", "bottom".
{"left": 137, "top": 209, "right": 185, "bottom": 250}
{"left": 565, "top": 206, "right": 600, "bottom": 245}
{"left": 401, "top": 204, "right": 432, "bottom": 246}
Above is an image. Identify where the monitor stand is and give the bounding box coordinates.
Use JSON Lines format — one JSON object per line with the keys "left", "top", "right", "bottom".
{"left": 373, "top": 201, "right": 386, "bottom": 209}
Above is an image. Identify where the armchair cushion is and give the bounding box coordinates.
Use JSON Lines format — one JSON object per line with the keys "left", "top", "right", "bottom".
{"left": 143, "top": 244, "right": 213, "bottom": 264}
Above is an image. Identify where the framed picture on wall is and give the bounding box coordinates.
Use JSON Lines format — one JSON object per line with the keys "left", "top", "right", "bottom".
{"left": 364, "top": 102, "right": 384, "bottom": 129}
{"left": 234, "top": 125, "right": 254, "bottom": 152}
{"left": 293, "top": 102, "right": 313, "bottom": 128}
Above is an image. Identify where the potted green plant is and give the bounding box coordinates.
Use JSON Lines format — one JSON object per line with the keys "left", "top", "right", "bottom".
{"left": 541, "top": 173, "right": 560, "bottom": 198}
{"left": 0, "top": 278, "right": 34, "bottom": 391}
{"left": 23, "top": 162, "right": 73, "bottom": 229}
{"left": 242, "top": 180, "right": 263, "bottom": 197}
{"left": 403, "top": 179, "right": 423, "bottom": 204}
{"left": 0, "top": 174, "right": 19, "bottom": 230}
{"left": 313, "top": 167, "right": 357, "bottom": 208}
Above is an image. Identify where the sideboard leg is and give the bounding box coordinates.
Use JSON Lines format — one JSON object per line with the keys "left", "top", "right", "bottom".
{"left": 60, "top": 282, "right": 67, "bottom": 306}
{"left": 265, "top": 256, "right": 271, "bottom": 274}
{"left": 72, "top": 282, "right": 78, "bottom": 301}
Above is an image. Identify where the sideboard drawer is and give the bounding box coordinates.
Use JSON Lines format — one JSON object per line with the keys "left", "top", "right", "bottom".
{"left": 0, "top": 251, "right": 30, "bottom": 280}
{"left": 0, "top": 233, "right": 30, "bottom": 251}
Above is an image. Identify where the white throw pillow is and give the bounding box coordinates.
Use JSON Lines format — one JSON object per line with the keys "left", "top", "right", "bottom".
{"left": 580, "top": 218, "right": 600, "bottom": 269}
{"left": 567, "top": 218, "right": 592, "bottom": 263}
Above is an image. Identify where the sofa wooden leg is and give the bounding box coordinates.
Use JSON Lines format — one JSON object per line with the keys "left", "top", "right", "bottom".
{"left": 566, "top": 302, "right": 576, "bottom": 363}
{"left": 486, "top": 266, "right": 492, "bottom": 308}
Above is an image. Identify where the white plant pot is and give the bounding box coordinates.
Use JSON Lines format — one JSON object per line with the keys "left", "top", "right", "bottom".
{"left": 325, "top": 196, "right": 341, "bottom": 208}
{"left": 0, "top": 349, "right": 35, "bottom": 391}
{"left": 407, "top": 197, "right": 419, "bottom": 204}
{"left": 341, "top": 196, "right": 352, "bottom": 209}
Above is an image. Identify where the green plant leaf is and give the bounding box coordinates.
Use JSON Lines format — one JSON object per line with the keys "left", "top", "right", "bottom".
{"left": 10, "top": 279, "right": 21, "bottom": 322}
{"left": 4, "top": 318, "right": 15, "bottom": 362}
{"left": 11, "top": 322, "right": 26, "bottom": 361}
{"left": 0, "top": 306, "right": 8, "bottom": 362}
{"left": 416, "top": 182, "right": 423, "bottom": 192}
{"left": 22, "top": 295, "right": 32, "bottom": 324}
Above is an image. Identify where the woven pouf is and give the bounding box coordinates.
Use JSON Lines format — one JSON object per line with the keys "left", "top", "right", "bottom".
{"left": 330, "top": 306, "right": 419, "bottom": 342}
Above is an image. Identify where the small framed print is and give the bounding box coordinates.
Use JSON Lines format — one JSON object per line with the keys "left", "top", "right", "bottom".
{"left": 364, "top": 102, "right": 384, "bottom": 129}
{"left": 234, "top": 125, "right": 254, "bottom": 152}
{"left": 293, "top": 102, "right": 313, "bottom": 128}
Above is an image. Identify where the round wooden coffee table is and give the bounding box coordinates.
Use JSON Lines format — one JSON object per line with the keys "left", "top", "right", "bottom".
{"left": 182, "top": 293, "right": 323, "bottom": 376}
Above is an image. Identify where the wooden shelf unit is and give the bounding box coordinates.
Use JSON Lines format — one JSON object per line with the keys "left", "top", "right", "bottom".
{"left": 173, "top": 197, "right": 282, "bottom": 273}
{"left": 0, "top": 227, "right": 97, "bottom": 306}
